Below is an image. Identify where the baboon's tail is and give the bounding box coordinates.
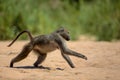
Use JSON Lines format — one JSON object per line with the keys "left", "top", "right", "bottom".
{"left": 7, "top": 30, "right": 33, "bottom": 47}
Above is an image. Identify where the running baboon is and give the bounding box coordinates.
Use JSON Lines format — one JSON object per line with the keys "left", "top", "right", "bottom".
{"left": 8, "top": 27, "right": 87, "bottom": 68}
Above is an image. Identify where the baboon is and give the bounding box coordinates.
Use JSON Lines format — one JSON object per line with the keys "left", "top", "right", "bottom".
{"left": 8, "top": 27, "right": 87, "bottom": 68}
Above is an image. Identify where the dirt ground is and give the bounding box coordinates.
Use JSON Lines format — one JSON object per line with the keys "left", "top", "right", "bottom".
{"left": 0, "top": 40, "right": 120, "bottom": 80}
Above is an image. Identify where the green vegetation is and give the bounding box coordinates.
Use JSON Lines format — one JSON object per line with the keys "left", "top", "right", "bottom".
{"left": 0, "top": 0, "right": 120, "bottom": 41}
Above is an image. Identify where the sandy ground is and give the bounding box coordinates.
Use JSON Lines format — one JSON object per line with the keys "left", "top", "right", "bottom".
{"left": 0, "top": 40, "right": 120, "bottom": 80}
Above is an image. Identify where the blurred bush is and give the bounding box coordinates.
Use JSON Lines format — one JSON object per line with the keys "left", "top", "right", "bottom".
{"left": 79, "top": 0, "right": 120, "bottom": 41}
{"left": 0, "top": 0, "right": 120, "bottom": 41}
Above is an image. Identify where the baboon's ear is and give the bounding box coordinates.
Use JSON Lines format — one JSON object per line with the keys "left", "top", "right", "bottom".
{"left": 58, "top": 26, "right": 64, "bottom": 30}
{"left": 59, "top": 26, "right": 64, "bottom": 29}
{"left": 56, "top": 26, "right": 65, "bottom": 33}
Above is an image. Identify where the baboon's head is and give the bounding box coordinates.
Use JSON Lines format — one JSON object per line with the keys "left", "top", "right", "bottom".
{"left": 56, "top": 27, "right": 70, "bottom": 41}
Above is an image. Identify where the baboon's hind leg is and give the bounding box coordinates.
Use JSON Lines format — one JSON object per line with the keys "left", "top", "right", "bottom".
{"left": 33, "top": 54, "right": 47, "bottom": 67}
{"left": 10, "top": 43, "right": 33, "bottom": 67}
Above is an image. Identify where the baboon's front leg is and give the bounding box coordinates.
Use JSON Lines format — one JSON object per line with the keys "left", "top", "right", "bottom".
{"left": 33, "top": 54, "right": 47, "bottom": 67}
{"left": 55, "top": 36, "right": 87, "bottom": 60}
{"left": 65, "top": 49, "right": 87, "bottom": 60}
{"left": 61, "top": 53, "right": 75, "bottom": 68}
{"left": 10, "top": 43, "right": 33, "bottom": 67}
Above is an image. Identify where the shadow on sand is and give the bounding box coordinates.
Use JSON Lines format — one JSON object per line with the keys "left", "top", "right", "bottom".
{"left": 7, "top": 65, "right": 64, "bottom": 71}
